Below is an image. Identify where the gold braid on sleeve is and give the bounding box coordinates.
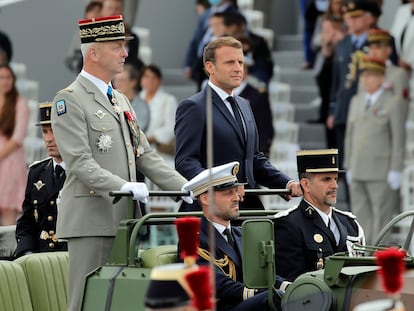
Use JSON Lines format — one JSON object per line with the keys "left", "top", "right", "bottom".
{"left": 197, "top": 247, "right": 236, "bottom": 281}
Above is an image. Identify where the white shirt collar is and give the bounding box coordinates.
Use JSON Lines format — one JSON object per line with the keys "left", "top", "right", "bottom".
{"left": 208, "top": 80, "right": 234, "bottom": 101}
{"left": 365, "top": 87, "right": 384, "bottom": 106}
{"left": 80, "top": 70, "right": 112, "bottom": 98}
{"left": 304, "top": 199, "right": 332, "bottom": 227}
{"left": 53, "top": 159, "right": 65, "bottom": 171}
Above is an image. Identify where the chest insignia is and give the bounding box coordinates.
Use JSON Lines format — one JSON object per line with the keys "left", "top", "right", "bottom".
{"left": 34, "top": 180, "right": 45, "bottom": 191}
{"left": 96, "top": 133, "right": 113, "bottom": 152}
{"left": 94, "top": 110, "right": 106, "bottom": 120}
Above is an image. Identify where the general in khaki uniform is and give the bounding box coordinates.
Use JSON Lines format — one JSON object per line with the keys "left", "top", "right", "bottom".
{"left": 51, "top": 15, "right": 189, "bottom": 311}
{"left": 15, "top": 102, "right": 67, "bottom": 258}
{"left": 274, "top": 149, "right": 365, "bottom": 282}
{"left": 345, "top": 57, "right": 406, "bottom": 244}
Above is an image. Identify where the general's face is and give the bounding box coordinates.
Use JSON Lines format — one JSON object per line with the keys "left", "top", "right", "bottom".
{"left": 368, "top": 43, "right": 391, "bottom": 60}
{"left": 361, "top": 71, "right": 384, "bottom": 93}
{"left": 301, "top": 173, "right": 338, "bottom": 210}
{"left": 0, "top": 67, "right": 14, "bottom": 94}
{"left": 41, "top": 125, "right": 61, "bottom": 159}
{"left": 205, "top": 46, "right": 244, "bottom": 94}
{"left": 94, "top": 41, "right": 128, "bottom": 77}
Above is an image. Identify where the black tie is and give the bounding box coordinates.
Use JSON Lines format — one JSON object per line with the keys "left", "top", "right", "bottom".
{"left": 54, "top": 165, "right": 65, "bottom": 184}
{"left": 227, "top": 96, "right": 245, "bottom": 139}
{"left": 223, "top": 228, "right": 235, "bottom": 248}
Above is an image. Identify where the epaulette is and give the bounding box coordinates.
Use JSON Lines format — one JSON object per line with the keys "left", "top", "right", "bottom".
{"left": 332, "top": 207, "right": 356, "bottom": 219}
{"left": 273, "top": 205, "right": 299, "bottom": 219}
{"left": 55, "top": 88, "right": 73, "bottom": 95}
{"left": 28, "top": 157, "right": 52, "bottom": 168}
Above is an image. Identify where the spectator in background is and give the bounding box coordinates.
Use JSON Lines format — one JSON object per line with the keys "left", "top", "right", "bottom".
{"left": 391, "top": 0, "right": 414, "bottom": 99}
{"left": 345, "top": 57, "right": 406, "bottom": 244}
{"left": 195, "top": 0, "right": 211, "bottom": 16}
{"left": 298, "top": 0, "right": 329, "bottom": 69}
{"left": 183, "top": 0, "right": 239, "bottom": 91}
{"left": 65, "top": 1, "right": 103, "bottom": 74}
{"left": 0, "top": 65, "right": 29, "bottom": 225}
{"left": 101, "top": 0, "right": 144, "bottom": 72}
{"left": 15, "top": 102, "right": 67, "bottom": 258}
{"left": 139, "top": 64, "right": 178, "bottom": 164}
{"left": 223, "top": 11, "right": 274, "bottom": 86}
{"left": 113, "top": 63, "right": 150, "bottom": 132}
{"left": 234, "top": 56, "right": 274, "bottom": 157}
{"left": 0, "top": 31, "right": 13, "bottom": 64}
{"left": 312, "top": 0, "right": 345, "bottom": 148}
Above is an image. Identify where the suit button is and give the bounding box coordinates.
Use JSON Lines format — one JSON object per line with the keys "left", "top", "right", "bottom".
{"left": 129, "top": 160, "right": 133, "bottom": 165}
{"left": 89, "top": 190, "right": 95, "bottom": 195}
{"left": 50, "top": 200, "right": 55, "bottom": 206}
{"left": 49, "top": 243, "right": 55, "bottom": 248}
{"left": 127, "top": 143, "right": 131, "bottom": 147}
{"left": 33, "top": 200, "right": 38, "bottom": 204}
{"left": 48, "top": 216, "right": 53, "bottom": 221}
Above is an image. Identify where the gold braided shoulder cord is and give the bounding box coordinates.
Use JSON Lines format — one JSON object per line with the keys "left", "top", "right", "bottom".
{"left": 197, "top": 247, "right": 236, "bottom": 281}
{"left": 346, "top": 50, "right": 366, "bottom": 89}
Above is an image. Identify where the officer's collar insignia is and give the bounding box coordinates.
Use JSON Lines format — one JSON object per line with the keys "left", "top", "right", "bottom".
{"left": 34, "top": 180, "right": 45, "bottom": 191}
{"left": 314, "top": 234, "right": 323, "bottom": 243}
{"left": 113, "top": 105, "right": 121, "bottom": 115}
{"left": 305, "top": 205, "right": 314, "bottom": 215}
{"left": 94, "top": 110, "right": 106, "bottom": 119}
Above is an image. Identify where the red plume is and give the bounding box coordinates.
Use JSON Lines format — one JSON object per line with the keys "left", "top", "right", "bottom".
{"left": 375, "top": 248, "right": 407, "bottom": 295}
{"left": 175, "top": 217, "right": 200, "bottom": 264}
{"left": 185, "top": 266, "right": 214, "bottom": 311}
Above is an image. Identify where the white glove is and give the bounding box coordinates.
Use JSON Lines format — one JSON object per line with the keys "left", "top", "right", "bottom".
{"left": 387, "top": 170, "right": 402, "bottom": 191}
{"left": 346, "top": 170, "right": 352, "bottom": 185}
{"left": 180, "top": 184, "right": 194, "bottom": 204}
{"left": 120, "top": 182, "right": 149, "bottom": 204}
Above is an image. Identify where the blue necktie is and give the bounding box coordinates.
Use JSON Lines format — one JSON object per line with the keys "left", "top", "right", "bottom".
{"left": 107, "top": 85, "right": 114, "bottom": 104}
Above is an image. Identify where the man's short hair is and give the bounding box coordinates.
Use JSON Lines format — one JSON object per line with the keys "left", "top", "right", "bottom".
{"left": 203, "top": 36, "right": 242, "bottom": 66}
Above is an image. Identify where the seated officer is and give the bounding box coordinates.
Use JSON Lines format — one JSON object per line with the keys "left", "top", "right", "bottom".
{"left": 15, "top": 102, "right": 67, "bottom": 257}
{"left": 182, "top": 162, "right": 290, "bottom": 311}
{"left": 274, "top": 149, "right": 365, "bottom": 282}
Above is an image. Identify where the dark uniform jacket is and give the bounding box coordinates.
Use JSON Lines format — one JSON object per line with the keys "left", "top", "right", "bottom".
{"left": 15, "top": 158, "right": 67, "bottom": 257}
{"left": 274, "top": 199, "right": 364, "bottom": 282}
{"left": 197, "top": 216, "right": 284, "bottom": 311}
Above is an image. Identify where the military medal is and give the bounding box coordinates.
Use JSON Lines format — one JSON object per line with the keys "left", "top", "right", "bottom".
{"left": 124, "top": 111, "right": 141, "bottom": 157}
{"left": 113, "top": 105, "right": 121, "bottom": 115}
{"left": 96, "top": 133, "right": 113, "bottom": 152}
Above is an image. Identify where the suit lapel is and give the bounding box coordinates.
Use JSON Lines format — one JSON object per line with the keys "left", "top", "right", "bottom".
{"left": 42, "top": 160, "right": 61, "bottom": 202}
{"left": 77, "top": 75, "right": 120, "bottom": 121}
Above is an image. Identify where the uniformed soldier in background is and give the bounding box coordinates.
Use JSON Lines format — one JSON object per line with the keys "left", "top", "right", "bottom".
{"left": 15, "top": 102, "right": 67, "bottom": 258}
{"left": 274, "top": 149, "right": 365, "bottom": 282}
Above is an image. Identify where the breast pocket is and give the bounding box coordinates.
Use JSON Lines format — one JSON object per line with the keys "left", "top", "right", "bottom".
{"left": 89, "top": 121, "right": 115, "bottom": 153}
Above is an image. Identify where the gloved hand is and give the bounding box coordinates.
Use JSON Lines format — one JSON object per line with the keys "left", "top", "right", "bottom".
{"left": 180, "top": 184, "right": 194, "bottom": 204}
{"left": 120, "top": 182, "right": 149, "bottom": 204}
{"left": 346, "top": 170, "right": 352, "bottom": 185}
{"left": 387, "top": 170, "right": 402, "bottom": 191}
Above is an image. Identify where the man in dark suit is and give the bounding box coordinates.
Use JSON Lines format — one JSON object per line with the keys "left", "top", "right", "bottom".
{"left": 15, "top": 102, "right": 67, "bottom": 258}
{"left": 175, "top": 36, "right": 301, "bottom": 212}
{"left": 274, "top": 149, "right": 365, "bottom": 282}
{"left": 182, "top": 161, "right": 290, "bottom": 311}
{"left": 235, "top": 58, "right": 274, "bottom": 157}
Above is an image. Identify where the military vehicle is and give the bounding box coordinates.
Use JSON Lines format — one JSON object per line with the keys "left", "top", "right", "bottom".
{"left": 1, "top": 191, "right": 414, "bottom": 311}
